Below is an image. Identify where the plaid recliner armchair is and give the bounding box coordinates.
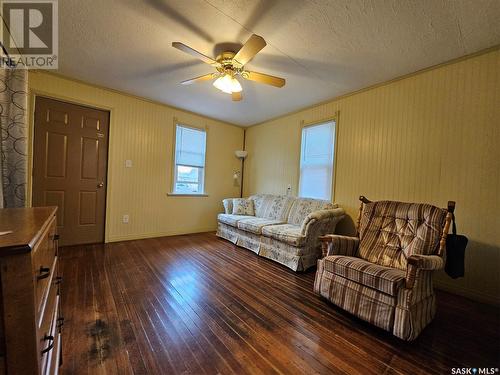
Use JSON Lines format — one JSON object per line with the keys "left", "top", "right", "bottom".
{"left": 314, "top": 196, "right": 454, "bottom": 341}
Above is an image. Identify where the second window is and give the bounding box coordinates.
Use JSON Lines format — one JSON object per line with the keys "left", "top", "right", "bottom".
{"left": 173, "top": 124, "right": 207, "bottom": 194}
{"left": 298, "top": 120, "right": 336, "bottom": 200}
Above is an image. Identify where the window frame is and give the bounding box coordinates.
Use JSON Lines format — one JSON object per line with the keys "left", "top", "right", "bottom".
{"left": 298, "top": 118, "right": 337, "bottom": 201}
{"left": 173, "top": 164, "right": 205, "bottom": 194}
{"left": 170, "top": 123, "right": 208, "bottom": 196}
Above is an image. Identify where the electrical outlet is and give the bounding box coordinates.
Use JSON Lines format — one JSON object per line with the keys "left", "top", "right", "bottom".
{"left": 122, "top": 214, "right": 129, "bottom": 224}
{"left": 287, "top": 185, "right": 292, "bottom": 195}
{"left": 125, "top": 160, "right": 133, "bottom": 168}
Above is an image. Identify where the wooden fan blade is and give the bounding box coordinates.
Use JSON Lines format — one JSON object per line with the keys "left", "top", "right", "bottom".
{"left": 172, "top": 42, "right": 218, "bottom": 66}
{"left": 233, "top": 34, "right": 266, "bottom": 66}
{"left": 244, "top": 71, "right": 285, "bottom": 87}
{"left": 232, "top": 92, "right": 242, "bottom": 101}
{"left": 181, "top": 73, "right": 215, "bottom": 85}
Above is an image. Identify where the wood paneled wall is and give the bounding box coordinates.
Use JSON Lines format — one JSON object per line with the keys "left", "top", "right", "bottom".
{"left": 28, "top": 72, "right": 244, "bottom": 242}
{"left": 244, "top": 49, "right": 500, "bottom": 305}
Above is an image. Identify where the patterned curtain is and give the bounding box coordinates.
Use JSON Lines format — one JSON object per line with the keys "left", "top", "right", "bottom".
{"left": 0, "top": 68, "right": 28, "bottom": 208}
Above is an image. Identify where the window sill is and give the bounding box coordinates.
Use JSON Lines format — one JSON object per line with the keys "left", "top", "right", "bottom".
{"left": 167, "top": 193, "right": 209, "bottom": 197}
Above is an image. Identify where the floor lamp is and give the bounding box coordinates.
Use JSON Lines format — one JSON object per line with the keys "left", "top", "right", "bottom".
{"left": 235, "top": 150, "right": 248, "bottom": 198}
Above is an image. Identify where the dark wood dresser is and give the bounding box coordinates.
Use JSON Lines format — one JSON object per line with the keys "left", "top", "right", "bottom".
{"left": 0, "top": 207, "right": 62, "bottom": 374}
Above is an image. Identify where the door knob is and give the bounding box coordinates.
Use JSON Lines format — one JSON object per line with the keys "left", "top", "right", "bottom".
{"left": 97, "top": 182, "right": 104, "bottom": 188}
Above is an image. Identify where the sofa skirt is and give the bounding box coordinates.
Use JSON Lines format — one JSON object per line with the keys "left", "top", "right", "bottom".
{"left": 216, "top": 222, "right": 318, "bottom": 272}
{"left": 216, "top": 222, "right": 239, "bottom": 243}
{"left": 259, "top": 236, "right": 320, "bottom": 272}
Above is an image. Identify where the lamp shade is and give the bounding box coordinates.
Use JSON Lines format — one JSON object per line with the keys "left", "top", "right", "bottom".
{"left": 235, "top": 150, "right": 248, "bottom": 159}
{"left": 213, "top": 74, "right": 242, "bottom": 94}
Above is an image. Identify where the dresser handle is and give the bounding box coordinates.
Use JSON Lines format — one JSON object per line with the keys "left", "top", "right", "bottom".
{"left": 37, "top": 266, "right": 51, "bottom": 280}
{"left": 57, "top": 317, "right": 64, "bottom": 329}
{"left": 52, "top": 234, "right": 60, "bottom": 241}
{"left": 41, "top": 335, "right": 54, "bottom": 354}
{"left": 54, "top": 276, "right": 63, "bottom": 285}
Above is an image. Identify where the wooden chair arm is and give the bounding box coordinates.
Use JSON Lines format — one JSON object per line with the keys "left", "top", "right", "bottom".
{"left": 319, "top": 235, "right": 334, "bottom": 258}
{"left": 438, "top": 201, "right": 456, "bottom": 256}
{"left": 359, "top": 195, "right": 372, "bottom": 204}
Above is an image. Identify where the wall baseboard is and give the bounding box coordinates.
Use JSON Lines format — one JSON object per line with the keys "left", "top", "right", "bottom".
{"left": 435, "top": 280, "right": 499, "bottom": 307}
{"left": 106, "top": 227, "right": 216, "bottom": 243}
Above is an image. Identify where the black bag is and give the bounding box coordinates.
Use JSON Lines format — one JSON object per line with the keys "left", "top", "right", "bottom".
{"left": 445, "top": 213, "right": 468, "bottom": 279}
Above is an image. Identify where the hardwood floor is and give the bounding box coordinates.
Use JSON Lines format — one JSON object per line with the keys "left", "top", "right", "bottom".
{"left": 59, "top": 232, "right": 499, "bottom": 375}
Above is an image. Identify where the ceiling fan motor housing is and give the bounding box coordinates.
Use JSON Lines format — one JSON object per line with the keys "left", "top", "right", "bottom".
{"left": 217, "top": 51, "right": 236, "bottom": 65}
{"left": 215, "top": 51, "right": 244, "bottom": 76}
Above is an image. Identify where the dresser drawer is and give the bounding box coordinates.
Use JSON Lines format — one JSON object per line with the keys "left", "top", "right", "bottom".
{"left": 45, "top": 332, "right": 61, "bottom": 375}
{"left": 32, "top": 217, "right": 57, "bottom": 314}
{"left": 38, "top": 263, "right": 58, "bottom": 335}
{"left": 40, "top": 294, "right": 60, "bottom": 375}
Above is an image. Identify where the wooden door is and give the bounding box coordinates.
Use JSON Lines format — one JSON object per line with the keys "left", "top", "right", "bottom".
{"left": 33, "top": 97, "right": 109, "bottom": 246}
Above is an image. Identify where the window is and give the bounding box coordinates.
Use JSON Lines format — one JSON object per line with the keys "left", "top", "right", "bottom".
{"left": 173, "top": 124, "right": 207, "bottom": 194}
{"left": 298, "top": 120, "right": 336, "bottom": 200}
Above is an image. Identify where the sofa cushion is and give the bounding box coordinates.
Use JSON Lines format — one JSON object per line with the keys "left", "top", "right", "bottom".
{"left": 358, "top": 201, "right": 447, "bottom": 270}
{"left": 217, "top": 213, "right": 255, "bottom": 227}
{"left": 287, "top": 198, "right": 337, "bottom": 225}
{"left": 249, "top": 194, "right": 295, "bottom": 221}
{"left": 261, "top": 224, "right": 306, "bottom": 247}
{"left": 237, "top": 217, "right": 285, "bottom": 234}
{"left": 232, "top": 198, "right": 255, "bottom": 215}
{"left": 323, "top": 255, "right": 406, "bottom": 296}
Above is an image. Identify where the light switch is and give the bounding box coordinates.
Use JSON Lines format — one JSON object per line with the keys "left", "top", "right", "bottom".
{"left": 122, "top": 214, "right": 129, "bottom": 224}
{"left": 125, "top": 160, "right": 133, "bottom": 168}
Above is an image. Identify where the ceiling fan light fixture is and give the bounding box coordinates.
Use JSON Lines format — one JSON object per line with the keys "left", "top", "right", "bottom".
{"left": 173, "top": 34, "right": 286, "bottom": 101}
{"left": 213, "top": 74, "right": 242, "bottom": 94}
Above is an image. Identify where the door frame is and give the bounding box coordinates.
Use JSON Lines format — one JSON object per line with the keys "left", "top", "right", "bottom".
{"left": 28, "top": 90, "right": 113, "bottom": 243}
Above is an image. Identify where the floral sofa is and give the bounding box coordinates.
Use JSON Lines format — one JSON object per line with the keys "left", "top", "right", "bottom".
{"left": 216, "top": 194, "right": 345, "bottom": 271}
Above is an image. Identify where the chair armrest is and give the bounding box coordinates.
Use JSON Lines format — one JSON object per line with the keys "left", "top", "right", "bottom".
{"left": 407, "top": 254, "right": 444, "bottom": 270}
{"left": 318, "top": 235, "right": 359, "bottom": 258}
{"left": 405, "top": 254, "right": 444, "bottom": 288}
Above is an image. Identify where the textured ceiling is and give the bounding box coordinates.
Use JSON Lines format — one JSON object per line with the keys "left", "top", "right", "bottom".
{"left": 58, "top": 0, "right": 500, "bottom": 126}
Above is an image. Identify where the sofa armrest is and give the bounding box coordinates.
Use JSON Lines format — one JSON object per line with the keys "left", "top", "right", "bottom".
{"left": 405, "top": 254, "right": 444, "bottom": 288}
{"left": 222, "top": 198, "right": 233, "bottom": 214}
{"left": 300, "top": 208, "right": 345, "bottom": 233}
{"left": 318, "top": 235, "right": 359, "bottom": 258}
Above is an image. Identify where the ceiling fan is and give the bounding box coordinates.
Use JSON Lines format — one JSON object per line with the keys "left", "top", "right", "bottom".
{"left": 172, "top": 34, "right": 285, "bottom": 101}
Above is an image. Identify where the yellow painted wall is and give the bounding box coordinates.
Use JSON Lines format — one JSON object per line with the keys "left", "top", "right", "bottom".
{"left": 244, "top": 49, "right": 500, "bottom": 305}
{"left": 28, "top": 72, "right": 244, "bottom": 242}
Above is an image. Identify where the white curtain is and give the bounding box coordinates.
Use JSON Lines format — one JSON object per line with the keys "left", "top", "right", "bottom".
{"left": 0, "top": 67, "right": 28, "bottom": 208}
